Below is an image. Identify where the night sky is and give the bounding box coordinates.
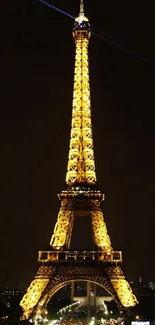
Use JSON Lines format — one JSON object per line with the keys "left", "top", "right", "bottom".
{"left": 1, "top": 0, "right": 155, "bottom": 286}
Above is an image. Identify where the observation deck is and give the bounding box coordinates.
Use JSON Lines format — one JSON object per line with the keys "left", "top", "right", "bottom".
{"left": 38, "top": 250, "right": 122, "bottom": 265}
{"left": 59, "top": 188, "right": 104, "bottom": 201}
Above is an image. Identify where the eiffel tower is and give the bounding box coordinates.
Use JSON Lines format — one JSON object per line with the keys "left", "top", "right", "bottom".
{"left": 20, "top": 1, "right": 138, "bottom": 320}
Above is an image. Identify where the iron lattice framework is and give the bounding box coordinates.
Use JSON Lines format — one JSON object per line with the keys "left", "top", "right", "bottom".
{"left": 20, "top": 1, "right": 138, "bottom": 320}
{"left": 66, "top": 22, "right": 96, "bottom": 185}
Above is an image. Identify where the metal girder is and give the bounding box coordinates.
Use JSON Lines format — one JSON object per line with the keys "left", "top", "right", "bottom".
{"left": 20, "top": 266, "right": 54, "bottom": 320}
{"left": 89, "top": 199, "right": 112, "bottom": 252}
{"left": 106, "top": 266, "right": 138, "bottom": 307}
{"left": 50, "top": 199, "right": 74, "bottom": 249}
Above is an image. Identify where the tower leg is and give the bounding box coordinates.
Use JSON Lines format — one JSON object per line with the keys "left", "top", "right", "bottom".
{"left": 90, "top": 205, "right": 112, "bottom": 252}
{"left": 50, "top": 200, "right": 74, "bottom": 250}
{"left": 20, "top": 266, "right": 54, "bottom": 320}
{"left": 106, "top": 266, "right": 138, "bottom": 308}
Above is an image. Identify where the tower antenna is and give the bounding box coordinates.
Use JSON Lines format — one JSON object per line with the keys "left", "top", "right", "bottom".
{"left": 80, "top": 0, "right": 84, "bottom": 15}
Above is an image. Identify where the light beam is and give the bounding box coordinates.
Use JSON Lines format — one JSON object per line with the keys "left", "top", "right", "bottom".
{"left": 92, "top": 32, "right": 155, "bottom": 67}
{"left": 38, "top": 0, "right": 75, "bottom": 19}
{"left": 38, "top": 0, "right": 155, "bottom": 67}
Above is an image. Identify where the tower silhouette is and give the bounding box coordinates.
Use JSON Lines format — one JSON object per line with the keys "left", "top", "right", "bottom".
{"left": 20, "top": 1, "right": 138, "bottom": 320}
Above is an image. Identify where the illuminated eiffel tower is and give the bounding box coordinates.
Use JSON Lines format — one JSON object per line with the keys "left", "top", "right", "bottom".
{"left": 20, "top": 1, "right": 138, "bottom": 320}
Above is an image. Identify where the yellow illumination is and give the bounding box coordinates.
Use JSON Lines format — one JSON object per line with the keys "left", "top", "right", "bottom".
{"left": 20, "top": 2, "right": 138, "bottom": 320}
{"left": 66, "top": 27, "right": 96, "bottom": 185}
{"left": 108, "top": 266, "right": 138, "bottom": 307}
{"left": 20, "top": 278, "right": 49, "bottom": 319}
{"left": 90, "top": 206, "right": 112, "bottom": 251}
{"left": 50, "top": 199, "right": 74, "bottom": 249}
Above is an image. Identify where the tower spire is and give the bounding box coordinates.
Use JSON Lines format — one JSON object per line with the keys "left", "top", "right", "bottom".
{"left": 80, "top": 0, "right": 84, "bottom": 16}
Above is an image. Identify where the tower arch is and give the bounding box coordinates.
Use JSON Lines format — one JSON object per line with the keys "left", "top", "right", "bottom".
{"left": 34, "top": 272, "right": 122, "bottom": 318}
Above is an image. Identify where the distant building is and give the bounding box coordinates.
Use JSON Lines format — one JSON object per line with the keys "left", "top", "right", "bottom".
{"left": 0, "top": 284, "right": 26, "bottom": 297}
{"left": 130, "top": 277, "right": 155, "bottom": 298}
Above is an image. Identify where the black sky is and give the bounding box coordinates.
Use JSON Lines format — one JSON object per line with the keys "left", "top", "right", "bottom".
{"left": 0, "top": 0, "right": 155, "bottom": 286}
